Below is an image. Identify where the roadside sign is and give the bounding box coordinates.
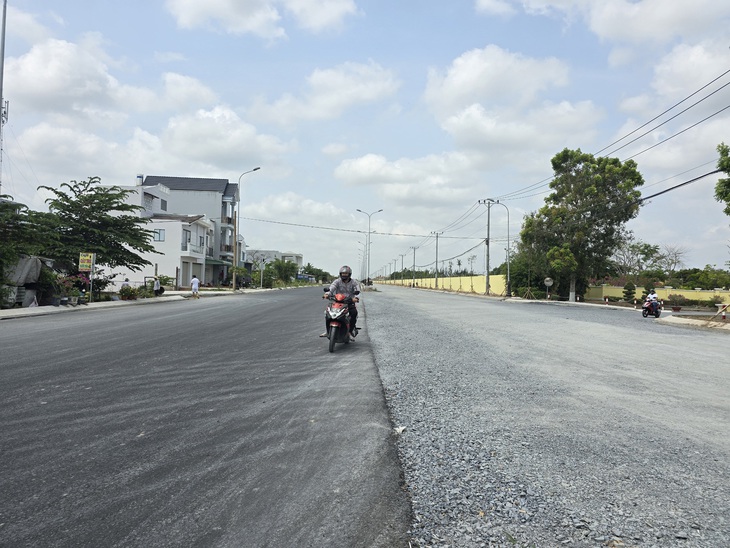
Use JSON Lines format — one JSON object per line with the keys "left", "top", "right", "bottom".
{"left": 79, "top": 253, "right": 95, "bottom": 271}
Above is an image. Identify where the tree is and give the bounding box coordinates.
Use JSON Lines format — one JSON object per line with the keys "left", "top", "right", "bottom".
{"left": 302, "top": 262, "right": 333, "bottom": 283}
{"left": 0, "top": 196, "right": 59, "bottom": 300}
{"left": 656, "top": 243, "right": 687, "bottom": 274}
{"left": 36, "top": 177, "right": 157, "bottom": 274}
{"left": 520, "top": 148, "right": 644, "bottom": 300}
{"left": 610, "top": 234, "right": 661, "bottom": 279}
{"left": 270, "top": 258, "right": 298, "bottom": 284}
{"left": 715, "top": 142, "right": 730, "bottom": 216}
{"left": 1, "top": 197, "right": 37, "bottom": 281}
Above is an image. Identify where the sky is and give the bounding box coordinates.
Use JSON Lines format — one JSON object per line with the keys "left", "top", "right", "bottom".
{"left": 2, "top": 0, "right": 730, "bottom": 278}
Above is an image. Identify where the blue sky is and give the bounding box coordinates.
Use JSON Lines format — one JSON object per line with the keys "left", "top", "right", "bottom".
{"left": 3, "top": 0, "right": 730, "bottom": 277}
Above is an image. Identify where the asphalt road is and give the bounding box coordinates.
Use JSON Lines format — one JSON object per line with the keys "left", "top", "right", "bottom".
{"left": 0, "top": 287, "right": 410, "bottom": 547}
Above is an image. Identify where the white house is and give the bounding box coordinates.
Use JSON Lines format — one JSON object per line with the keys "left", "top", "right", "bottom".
{"left": 108, "top": 175, "right": 307, "bottom": 289}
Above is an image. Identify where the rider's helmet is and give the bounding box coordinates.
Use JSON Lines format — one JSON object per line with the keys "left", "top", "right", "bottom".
{"left": 339, "top": 265, "right": 352, "bottom": 281}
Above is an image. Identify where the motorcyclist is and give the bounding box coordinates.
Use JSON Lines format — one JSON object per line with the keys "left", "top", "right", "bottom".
{"left": 647, "top": 289, "right": 659, "bottom": 314}
{"left": 321, "top": 265, "right": 360, "bottom": 340}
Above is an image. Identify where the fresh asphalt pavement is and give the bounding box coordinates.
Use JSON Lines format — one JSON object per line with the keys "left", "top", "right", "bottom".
{"left": 0, "top": 287, "right": 411, "bottom": 547}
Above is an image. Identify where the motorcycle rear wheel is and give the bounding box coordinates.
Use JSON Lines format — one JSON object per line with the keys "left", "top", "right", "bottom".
{"left": 654, "top": 309, "right": 661, "bottom": 318}
{"left": 328, "top": 326, "right": 337, "bottom": 353}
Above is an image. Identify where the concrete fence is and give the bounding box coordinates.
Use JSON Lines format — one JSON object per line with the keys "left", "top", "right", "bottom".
{"left": 375, "top": 275, "right": 730, "bottom": 304}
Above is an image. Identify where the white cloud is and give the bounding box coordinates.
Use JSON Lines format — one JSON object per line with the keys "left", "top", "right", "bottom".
{"left": 154, "top": 51, "right": 187, "bottom": 63}
{"left": 251, "top": 60, "right": 400, "bottom": 124}
{"left": 587, "top": 0, "right": 730, "bottom": 46}
{"left": 334, "top": 152, "right": 476, "bottom": 208}
{"left": 474, "top": 0, "right": 516, "bottom": 17}
{"left": 282, "top": 0, "right": 359, "bottom": 32}
{"left": 7, "top": 38, "right": 118, "bottom": 114}
{"left": 164, "top": 0, "right": 358, "bottom": 39}
{"left": 424, "top": 45, "right": 569, "bottom": 119}
{"left": 161, "top": 106, "right": 295, "bottom": 170}
{"left": 442, "top": 100, "right": 600, "bottom": 162}
{"left": 322, "top": 142, "right": 349, "bottom": 156}
{"left": 6, "top": 5, "right": 52, "bottom": 45}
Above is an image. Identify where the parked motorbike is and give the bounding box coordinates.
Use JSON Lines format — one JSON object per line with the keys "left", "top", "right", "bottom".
{"left": 642, "top": 298, "right": 661, "bottom": 318}
{"left": 323, "top": 288, "right": 358, "bottom": 353}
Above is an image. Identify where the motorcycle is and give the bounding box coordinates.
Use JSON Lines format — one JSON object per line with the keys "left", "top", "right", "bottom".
{"left": 642, "top": 298, "right": 661, "bottom": 318}
{"left": 323, "top": 288, "right": 358, "bottom": 352}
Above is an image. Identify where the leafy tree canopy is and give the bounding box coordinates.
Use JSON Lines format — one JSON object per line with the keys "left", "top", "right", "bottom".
{"left": 36, "top": 177, "right": 157, "bottom": 273}
{"left": 715, "top": 142, "right": 730, "bottom": 216}
{"left": 0, "top": 195, "right": 54, "bottom": 281}
{"left": 519, "top": 148, "right": 644, "bottom": 298}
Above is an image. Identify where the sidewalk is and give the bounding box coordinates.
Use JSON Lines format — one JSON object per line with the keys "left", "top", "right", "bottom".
{"left": 0, "top": 290, "right": 247, "bottom": 321}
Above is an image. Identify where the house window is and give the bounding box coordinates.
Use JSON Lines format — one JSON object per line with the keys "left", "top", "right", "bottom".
{"left": 153, "top": 229, "right": 165, "bottom": 242}
{"left": 199, "top": 235, "right": 205, "bottom": 247}
{"left": 161, "top": 199, "right": 167, "bottom": 211}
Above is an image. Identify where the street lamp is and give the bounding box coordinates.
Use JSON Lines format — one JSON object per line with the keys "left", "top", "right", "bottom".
{"left": 356, "top": 208, "right": 383, "bottom": 283}
{"left": 233, "top": 167, "right": 261, "bottom": 291}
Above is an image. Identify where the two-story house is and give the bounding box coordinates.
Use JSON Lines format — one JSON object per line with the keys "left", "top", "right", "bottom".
{"left": 111, "top": 175, "right": 237, "bottom": 287}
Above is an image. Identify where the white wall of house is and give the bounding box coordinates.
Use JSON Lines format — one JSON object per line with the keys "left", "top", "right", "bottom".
{"left": 109, "top": 216, "right": 212, "bottom": 289}
{"left": 163, "top": 190, "right": 235, "bottom": 258}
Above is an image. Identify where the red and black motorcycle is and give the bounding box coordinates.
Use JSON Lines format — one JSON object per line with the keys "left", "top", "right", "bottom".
{"left": 323, "top": 289, "right": 358, "bottom": 352}
{"left": 642, "top": 298, "right": 661, "bottom": 318}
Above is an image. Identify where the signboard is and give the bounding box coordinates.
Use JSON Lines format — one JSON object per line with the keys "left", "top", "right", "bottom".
{"left": 79, "top": 253, "right": 95, "bottom": 272}
{"left": 544, "top": 277, "right": 553, "bottom": 287}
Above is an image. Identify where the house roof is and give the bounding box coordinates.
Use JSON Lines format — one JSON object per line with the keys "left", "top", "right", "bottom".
{"left": 151, "top": 213, "right": 206, "bottom": 223}
{"left": 142, "top": 176, "right": 237, "bottom": 198}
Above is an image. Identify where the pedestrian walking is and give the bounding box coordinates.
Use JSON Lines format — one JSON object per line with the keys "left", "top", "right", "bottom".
{"left": 190, "top": 275, "right": 200, "bottom": 299}
{"left": 153, "top": 276, "right": 161, "bottom": 297}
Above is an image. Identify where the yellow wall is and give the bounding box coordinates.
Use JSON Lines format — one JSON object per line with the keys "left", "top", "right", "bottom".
{"left": 377, "top": 274, "right": 506, "bottom": 295}
{"left": 376, "top": 275, "right": 730, "bottom": 304}
{"left": 585, "top": 285, "right": 730, "bottom": 304}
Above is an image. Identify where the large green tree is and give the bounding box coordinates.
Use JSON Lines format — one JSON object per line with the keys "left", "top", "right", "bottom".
{"left": 519, "top": 148, "right": 644, "bottom": 300}
{"left": 36, "top": 177, "right": 157, "bottom": 273}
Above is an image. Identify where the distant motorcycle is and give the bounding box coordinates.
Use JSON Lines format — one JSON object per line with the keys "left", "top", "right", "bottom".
{"left": 323, "top": 288, "right": 358, "bottom": 353}
{"left": 642, "top": 298, "right": 661, "bottom": 318}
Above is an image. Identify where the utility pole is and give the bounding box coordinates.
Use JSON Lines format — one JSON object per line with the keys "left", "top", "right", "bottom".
{"left": 400, "top": 253, "right": 406, "bottom": 283}
{"left": 432, "top": 231, "right": 443, "bottom": 289}
{"left": 411, "top": 246, "right": 417, "bottom": 288}
{"left": 0, "top": 0, "right": 8, "bottom": 195}
{"left": 478, "top": 200, "right": 493, "bottom": 295}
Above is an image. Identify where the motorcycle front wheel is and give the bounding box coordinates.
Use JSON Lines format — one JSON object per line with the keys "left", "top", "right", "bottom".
{"left": 329, "top": 326, "right": 337, "bottom": 353}
{"left": 642, "top": 308, "right": 649, "bottom": 317}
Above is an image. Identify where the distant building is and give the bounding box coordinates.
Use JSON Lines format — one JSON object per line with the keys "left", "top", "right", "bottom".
{"left": 247, "top": 249, "right": 304, "bottom": 270}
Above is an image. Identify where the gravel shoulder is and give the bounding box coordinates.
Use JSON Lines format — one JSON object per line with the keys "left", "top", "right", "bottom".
{"left": 364, "top": 286, "right": 730, "bottom": 548}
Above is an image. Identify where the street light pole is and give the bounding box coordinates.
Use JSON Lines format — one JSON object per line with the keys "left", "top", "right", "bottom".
{"left": 356, "top": 208, "right": 383, "bottom": 283}
{"left": 233, "top": 167, "right": 261, "bottom": 291}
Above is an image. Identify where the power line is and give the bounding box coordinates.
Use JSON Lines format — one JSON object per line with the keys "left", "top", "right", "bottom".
{"left": 492, "top": 67, "right": 730, "bottom": 202}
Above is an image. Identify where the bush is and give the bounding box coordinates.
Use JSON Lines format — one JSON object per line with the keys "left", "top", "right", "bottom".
{"left": 118, "top": 285, "right": 136, "bottom": 299}
{"left": 666, "top": 293, "right": 688, "bottom": 306}
{"left": 622, "top": 281, "right": 636, "bottom": 303}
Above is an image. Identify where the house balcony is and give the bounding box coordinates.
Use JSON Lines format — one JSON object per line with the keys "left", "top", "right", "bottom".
{"left": 220, "top": 244, "right": 234, "bottom": 257}
{"left": 181, "top": 242, "right": 205, "bottom": 259}
{"left": 220, "top": 216, "right": 234, "bottom": 228}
